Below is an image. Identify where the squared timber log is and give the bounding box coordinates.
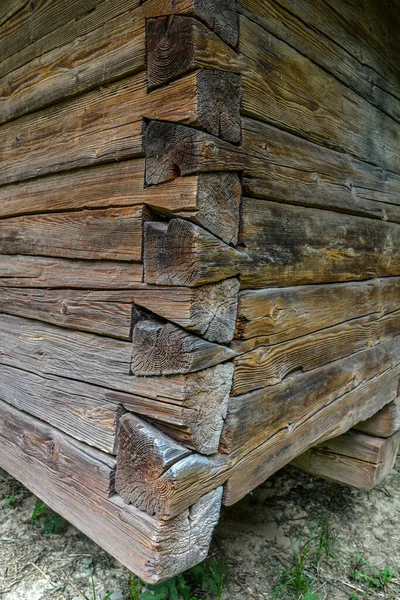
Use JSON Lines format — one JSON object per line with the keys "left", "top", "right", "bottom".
{"left": 1, "top": 0, "right": 400, "bottom": 583}
{"left": 292, "top": 429, "right": 400, "bottom": 491}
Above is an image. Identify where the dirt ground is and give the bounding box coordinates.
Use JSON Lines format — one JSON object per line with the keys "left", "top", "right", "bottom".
{"left": 1, "top": 455, "right": 400, "bottom": 600}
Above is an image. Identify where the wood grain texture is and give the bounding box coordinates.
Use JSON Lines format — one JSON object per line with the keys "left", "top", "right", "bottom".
{"left": 292, "top": 430, "right": 400, "bottom": 490}
{"left": 222, "top": 338, "right": 400, "bottom": 455}
{"left": 0, "top": 363, "right": 120, "bottom": 453}
{"left": 238, "top": 0, "right": 400, "bottom": 124}
{"left": 0, "top": 279, "right": 239, "bottom": 342}
{"left": 0, "top": 399, "right": 223, "bottom": 583}
{"left": 144, "top": 219, "right": 245, "bottom": 287}
{"left": 146, "top": 17, "right": 241, "bottom": 133}
{"left": 144, "top": 121, "right": 241, "bottom": 185}
{"left": 0, "top": 0, "right": 145, "bottom": 124}
{"left": 0, "top": 314, "right": 233, "bottom": 454}
{"left": 239, "top": 199, "right": 400, "bottom": 288}
{"left": 0, "top": 206, "right": 143, "bottom": 261}
{"left": 238, "top": 14, "right": 400, "bottom": 174}
{"left": 116, "top": 413, "right": 227, "bottom": 519}
{"left": 0, "top": 0, "right": 238, "bottom": 123}
{"left": 234, "top": 277, "right": 400, "bottom": 352}
{"left": 0, "top": 70, "right": 236, "bottom": 186}
{"left": 354, "top": 393, "right": 400, "bottom": 438}
{"left": 223, "top": 356, "right": 400, "bottom": 505}
{"left": 0, "top": 165, "right": 241, "bottom": 246}
{"left": 239, "top": 118, "right": 400, "bottom": 225}
{"left": 0, "top": 255, "right": 143, "bottom": 289}
{"left": 131, "top": 320, "right": 236, "bottom": 376}
{"left": 232, "top": 310, "right": 400, "bottom": 395}
{"left": 144, "top": 204, "right": 400, "bottom": 290}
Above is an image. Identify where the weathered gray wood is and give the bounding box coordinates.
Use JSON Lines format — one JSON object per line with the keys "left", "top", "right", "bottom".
{"left": 232, "top": 310, "right": 400, "bottom": 395}
{"left": 238, "top": 14, "right": 400, "bottom": 175}
{"left": 0, "top": 0, "right": 238, "bottom": 123}
{"left": 133, "top": 278, "right": 240, "bottom": 343}
{"left": 237, "top": 0, "right": 400, "bottom": 124}
{"left": 0, "top": 206, "right": 143, "bottom": 261}
{"left": 354, "top": 387, "right": 400, "bottom": 438}
{"left": 239, "top": 199, "right": 400, "bottom": 288}
{"left": 292, "top": 430, "right": 400, "bottom": 490}
{"left": 131, "top": 320, "right": 236, "bottom": 376}
{"left": 234, "top": 277, "right": 400, "bottom": 352}
{"left": 146, "top": 17, "right": 241, "bottom": 142}
{"left": 144, "top": 219, "right": 245, "bottom": 287}
{"left": 0, "top": 279, "right": 239, "bottom": 342}
{"left": 222, "top": 339, "right": 400, "bottom": 455}
{"left": 0, "top": 363, "right": 120, "bottom": 453}
{"left": 0, "top": 314, "right": 233, "bottom": 454}
{"left": 0, "top": 255, "right": 143, "bottom": 289}
{"left": 239, "top": 118, "right": 400, "bottom": 225}
{"left": 223, "top": 352, "right": 400, "bottom": 505}
{"left": 144, "top": 121, "right": 241, "bottom": 185}
{"left": 0, "top": 70, "right": 236, "bottom": 186}
{"left": 116, "top": 414, "right": 227, "bottom": 519}
{"left": 0, "top": 399, "right": 223, "bottom": 583}
{"left": 0, "top": 163, "right": 240, "bottom": 246}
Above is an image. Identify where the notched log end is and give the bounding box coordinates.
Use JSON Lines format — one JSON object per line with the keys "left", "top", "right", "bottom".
{"left": 130, "top": 319, "right": 236, "bottom": 376}
{"left": 191, "top": 278, "right": 240, "bottom": 343}
{"left": 197, "top": 71, "right": 241, "bottom": 144}
{"left": 196, "top": 172, "right": 242, "bottom": 245}
{"left": 146, "top": 16, "right": 195, "bottom": 90}
{"left": 195, "top": 0, "right": 239, "bottom": 47}
{"left": 143, "top": 219, "right": 199, "bottom": 286}
{"left": 155, "top": 486, "right": 223, "bottom": 581}
{"left": 145, "top": 121, "right": 200, "bottom": 186}
{"left": 116, "top": 413, "right": 191, "bottom": 517}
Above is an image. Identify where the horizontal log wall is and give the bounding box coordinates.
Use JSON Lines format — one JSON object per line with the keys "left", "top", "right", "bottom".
{"left": 1, "top": 0, "right": 400, "bottom": 582}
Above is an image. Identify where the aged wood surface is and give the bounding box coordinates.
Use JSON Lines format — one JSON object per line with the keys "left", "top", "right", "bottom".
{"left": 222, "top": 339, "right": 400, "bottom": 455}
{"left": 0, "top": 279, "right": 239, "bottom": 342}
{"left": 0, "top": 164, "right": 241, "bottom": 245}
{"left": 133, "top": 278, "right": 240, "bottom": 343}
{"left": 144, "top": 117, "right": 400, "bottom": 224}
{"left": 237, "top": 0, "right": 400, "bottom": 123}
{"left": 0, "top": 69, "right": 239, "bottom": 186}
{"left": 239, "top": 118, "right": 400, "bottom": 225}
{"left": 0, "top": 363, "right": 120, "bottom": 453}
{"left": 354, "top": 391, "right": 400, "bottom": 438}
{"left": 0, "top": 0, "right": 238, "bottom": 123}
{"left": 144, "top": 206, "right": 400, "bottom": 289}
{"left": 223, "top": 358, "right": 400, "bottom": 505}
{"left": 292, "top": 430, "right": 400, "bottom": 490}
{"left": 131, "top": 320, "right": 236, "bottom": 376}
{"left": 0, "top": 399, "right": 223, "bottom": 583}
{"left": 144, "top": 219, "right": 245, "bottom": 287}
{"left": 0, "top": 314, "right": 233, "bottom": 454}
{"left": 112, "top": 345, "right": 400, "bottom": 517}
{"left": 232, "top": 310, "right": 400, "bottom": 395}
{"left": 237, "top": 14, "right": 400, "bottom": 175}
{"left": 0, "top": 255, "right": 143, "bottom": 289}
{"left": 0, "top": 206, "right": 143, "bottom": 261}
{"left": 146, "top": 16, "right": 240, "bottom": 94}
{"left": 234, "top": 277, "right": 400, "bottom": 352}
{"left": 239, "top": 199, "right": 400, "bottom": 289}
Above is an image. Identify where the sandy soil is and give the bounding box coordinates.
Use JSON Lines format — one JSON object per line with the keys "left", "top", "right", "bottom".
{"left": 1, "top": 456, "right": 400, "bottom": 600}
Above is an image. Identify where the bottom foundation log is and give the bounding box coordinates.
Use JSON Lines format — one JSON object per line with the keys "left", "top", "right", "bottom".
{"left": 0, "top": 399, "right": 223, "bottom": 583}
{"left": 291, "top": 430, "right": 400, "bottom": 490}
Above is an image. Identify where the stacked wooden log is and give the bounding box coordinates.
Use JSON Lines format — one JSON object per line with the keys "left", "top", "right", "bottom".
{"left": 0, "top": 0, "right": 399, "bottom": 582}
